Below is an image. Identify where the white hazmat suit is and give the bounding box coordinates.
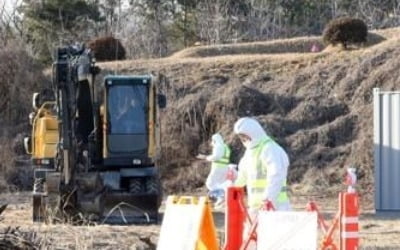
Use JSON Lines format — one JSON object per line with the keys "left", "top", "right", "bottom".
{"left": 234, "top": 117, "right": 291, "bottom": 211}
{"left": 204, "top": 133, "right": 231, "bottom": 192}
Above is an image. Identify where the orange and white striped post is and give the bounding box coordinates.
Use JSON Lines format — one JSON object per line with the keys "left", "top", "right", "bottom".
{"left": 339, "top": 168, "right": 359, "bottom": 250}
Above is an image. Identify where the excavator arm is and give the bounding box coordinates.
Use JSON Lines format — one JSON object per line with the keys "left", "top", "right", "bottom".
{"left": 52, "top": 46, "right": 99, "bottom": 185}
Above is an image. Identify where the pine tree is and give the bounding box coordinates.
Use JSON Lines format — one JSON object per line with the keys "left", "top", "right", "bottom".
{"left": 20, "top": 0, "right": 104, "bottom": 63}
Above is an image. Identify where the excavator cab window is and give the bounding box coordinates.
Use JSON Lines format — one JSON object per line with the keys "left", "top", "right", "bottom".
{"left": 106, "top": 79, "right": 149, "bottom": 154}
{"left": 108, "top": 85, "right": 147, "bottom": 134}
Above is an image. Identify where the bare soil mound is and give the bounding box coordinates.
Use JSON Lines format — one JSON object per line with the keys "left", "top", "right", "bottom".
{"left": 171, "top": 28, "right": 393, "bottom": 59}
{"left": 171, "top": 36, "right": 323, "bottom": 58}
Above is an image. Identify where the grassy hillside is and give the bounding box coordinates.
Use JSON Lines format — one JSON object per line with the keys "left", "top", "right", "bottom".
{"left": 99, "top": 27, "right": 400, "bottom": 197}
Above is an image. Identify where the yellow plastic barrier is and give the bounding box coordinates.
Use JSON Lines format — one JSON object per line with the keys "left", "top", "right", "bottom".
{"left": 157, "top": 196, "right": 219, "bottom": 250}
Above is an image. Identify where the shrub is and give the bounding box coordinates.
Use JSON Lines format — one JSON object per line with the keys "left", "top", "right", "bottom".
{"left": 322, "top": 17, "right": 368, "bottom": 48}
{"left": 0, "top": 43, "right": 46, "bottom": 129}
{"left": 87, "top": 36, "right": 126, "bottom": 61}
{"left": 0, "top": 42, "right": 47, "bottom": 192}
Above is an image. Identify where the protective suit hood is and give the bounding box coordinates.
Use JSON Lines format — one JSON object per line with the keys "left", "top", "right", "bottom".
{"left": 234, "top": 117, "right": 267, "bottom": 148}
{"left": 211, "top": 133, "right": 224, "bottom": 146}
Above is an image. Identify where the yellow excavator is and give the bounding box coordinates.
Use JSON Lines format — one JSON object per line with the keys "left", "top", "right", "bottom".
{"left": 24, "top": 45, "right": 166, "bottom": 223}
{"left": 24, "top": 91, "right": 58, "bottom": 173}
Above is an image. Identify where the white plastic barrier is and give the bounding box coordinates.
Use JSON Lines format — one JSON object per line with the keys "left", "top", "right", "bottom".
{"left": 257, "top": 211, "right": 318, "bottom": 250}
{"left": 157, "top": 196, "right": 218, "bottom": 250}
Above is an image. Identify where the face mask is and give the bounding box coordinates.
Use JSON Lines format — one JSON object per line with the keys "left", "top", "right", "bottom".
{"left": 242, "top": 139, "right": 252, "bottom": 149}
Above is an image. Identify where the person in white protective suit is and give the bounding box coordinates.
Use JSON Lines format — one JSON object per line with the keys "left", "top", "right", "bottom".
{"left": 197, "top": 133, "right": 233, "bottom": 205}
{"left": 234, "top": 117, "right": 291, "bottom": 211}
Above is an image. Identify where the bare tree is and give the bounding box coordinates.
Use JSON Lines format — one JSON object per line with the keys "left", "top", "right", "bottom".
{"left": 247, "top": 0, "right": 282, "bottom": 40}
{"left": 0, "top": 0, "right": 24, "bottom": 46}
{"left": 117, "top": 1, "right": 170, "bottom": 58}
{"left": 196, "top": 0, "right": 242, "bottom": 44}
{"left": 357, "top": 0, "right": 400, "bottom": 28}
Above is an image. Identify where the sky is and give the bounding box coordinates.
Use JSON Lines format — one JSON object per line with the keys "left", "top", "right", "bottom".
{"left": 1, "top": 0, "right": 25, "bottom": 25}
{"left": 1, "top": 0, "right": 19, "bottom": 20}
{"left": 3, "top": 0, "right": 16, "bottom": 12}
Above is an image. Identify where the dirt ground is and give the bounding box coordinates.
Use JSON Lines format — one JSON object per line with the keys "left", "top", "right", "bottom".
{"left": 0, "top": 192, "right": 399, "bottom": 249}
{"left": 0, "top": 192, "right": 159, "bottom": 250}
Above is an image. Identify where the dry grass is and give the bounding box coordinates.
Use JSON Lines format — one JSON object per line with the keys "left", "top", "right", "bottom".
{"left": 0, "top": 135, "right": 33, "bottom": 192}
{"left": 0, "top": 226, "right": 45, "bottom": 249}
{"left": 1, "top": 192, "right": 399, "bottom": 249}
{"left": 373, "top": 27, "right": 400, "bottom": 39}
{"left": 0, "top": 137, "right": 16, "bottom": 192}
{"left": 0, "top": 192, "right": 159, "bottom": 250}
{"left": 101, "top": 27, "right": 400, "bottom": 74}
{"left": 171, "top": 36, "right": 323, "bottom": 58}
{"left": 162, "top": 160, "right": 209, "bottom": 193}
{"left": 167, "top": 27, "right": 399, "bottom": 60}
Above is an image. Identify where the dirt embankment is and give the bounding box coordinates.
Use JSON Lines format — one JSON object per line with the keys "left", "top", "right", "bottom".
{"left": 100, "top": 27, "right": 400, "bottom": 196}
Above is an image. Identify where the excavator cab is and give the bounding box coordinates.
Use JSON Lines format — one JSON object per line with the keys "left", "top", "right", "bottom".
{"left": 104, "top": 76, "right": 150, "bottom": 164}
{"left": 91, "top": 75, "right": 164, "bottom": 223}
